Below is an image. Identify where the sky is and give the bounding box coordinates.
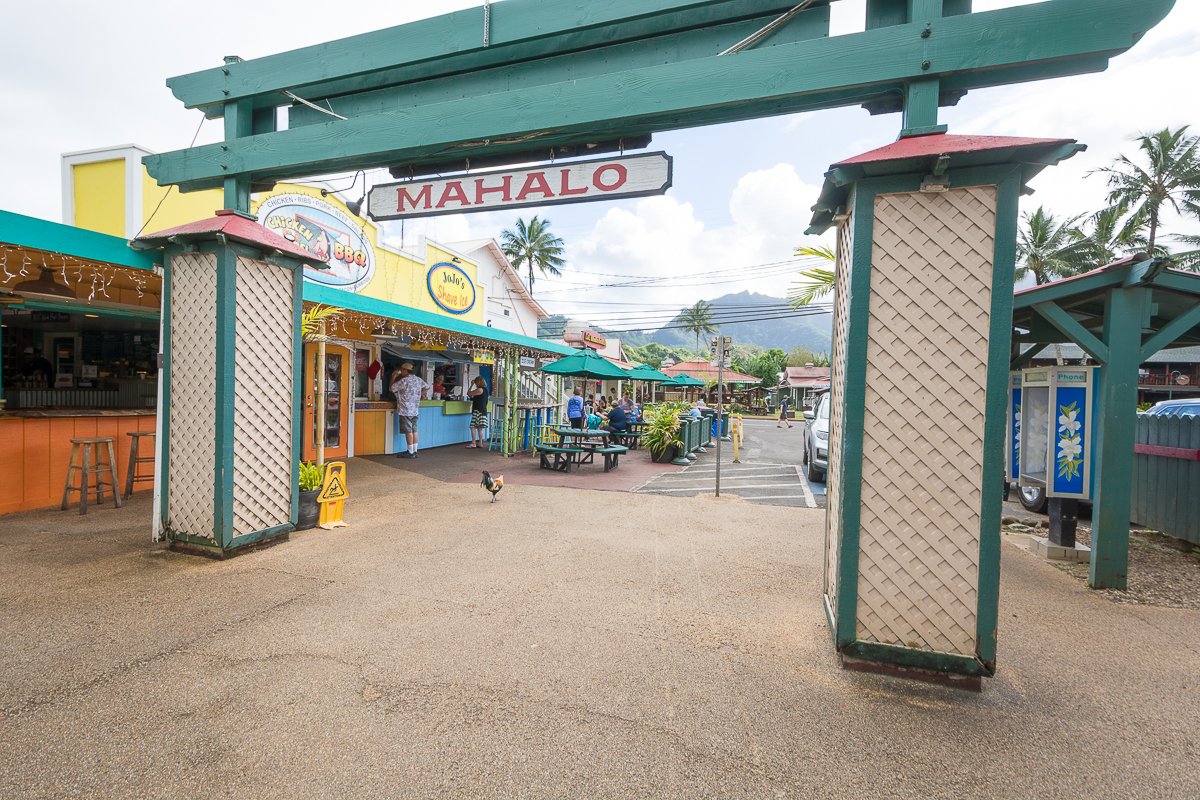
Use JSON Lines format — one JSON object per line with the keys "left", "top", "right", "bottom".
{"left": 2, "top": 0, "right": 1198, "bottom": 332}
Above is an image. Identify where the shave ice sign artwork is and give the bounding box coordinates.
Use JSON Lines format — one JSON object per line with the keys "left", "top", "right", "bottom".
{"left": 1049, "top": 367, "right": 1094, "bottom": 499}
{"left": 258, "top": 194, "right": 376, "bottom": 292}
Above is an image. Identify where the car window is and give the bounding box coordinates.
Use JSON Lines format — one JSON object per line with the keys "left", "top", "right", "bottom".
{"left": 817, "top": 395, "right": 830, "bottom": 420}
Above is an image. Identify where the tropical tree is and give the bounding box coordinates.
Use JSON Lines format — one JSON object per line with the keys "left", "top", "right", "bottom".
{"left": 680, "top": 300, "right": 718, "bottom": 355}
{"left": 500, "top": 216, "right": 566, "bottom": 294}
{"left": 733, "top": 347, "right": 788, "bottom": 388}
{"left": 786, "top": 348, "right": 830, "bottom": 368}
{"left": 1093, "top": 126, "right": 1200, "bottom": 253}
{"left": 1075, "top": 205, "right": 1153, "bottom": 268}
{"left": 1015, "top": 206, "right": 1088, "bottom": 285}
{"left": 788, "top": 244, "right": 836, "bottom": 307}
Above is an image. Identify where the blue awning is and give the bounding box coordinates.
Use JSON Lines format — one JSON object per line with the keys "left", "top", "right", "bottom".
{"left": 304, "top": 283, "right": 574, "bottom": 356}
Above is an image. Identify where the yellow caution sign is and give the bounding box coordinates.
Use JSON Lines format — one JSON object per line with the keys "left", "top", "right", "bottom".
{"left": 317, "top": 461, "right": 349, "bottom": 529}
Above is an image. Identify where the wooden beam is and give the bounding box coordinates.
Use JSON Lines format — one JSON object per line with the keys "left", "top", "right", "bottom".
{"left": 1140, "top": 302, "right": 1200, "bottom": 361}
{"left": 168, "top": 0, "right": 809, "bottom": 115}
{"left": 289, "top": 9, "right": 831, "bottom": 130}
{"left": 1032, "top": 301, "right": 1110, "bottom": 364}
{"left": 145, "top": 0, "right": 1175, "bottom": 191}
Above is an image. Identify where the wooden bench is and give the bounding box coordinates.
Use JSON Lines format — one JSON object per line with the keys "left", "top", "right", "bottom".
{"left": 593, "top": 444, "right": 629, "bottom": 472}
{"left": 536, "top": 444, "right": 586, "bottom": 473}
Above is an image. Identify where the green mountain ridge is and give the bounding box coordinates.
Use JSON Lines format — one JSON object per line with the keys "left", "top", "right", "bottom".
{"left": 539, "top": 291, "right": 833, "bottom": 353}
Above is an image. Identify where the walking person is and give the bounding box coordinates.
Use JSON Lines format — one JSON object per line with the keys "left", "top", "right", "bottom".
{"left": 391, "top": 362, "right": 431, "bottom": 458}
{"left": 466, "top": 376, "right": 489, "bottom": 449}
{"left": 777, "top": 394, "right": 793, "bottom": 428}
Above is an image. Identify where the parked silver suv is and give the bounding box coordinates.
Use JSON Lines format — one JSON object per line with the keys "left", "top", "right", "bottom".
{"left": 802, "top": 391, "right": 830, "bottom": 482}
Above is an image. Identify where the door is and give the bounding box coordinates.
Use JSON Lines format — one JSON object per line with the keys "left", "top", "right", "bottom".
{"left": 302, "top": 343, "right": 351, "bottom": 462}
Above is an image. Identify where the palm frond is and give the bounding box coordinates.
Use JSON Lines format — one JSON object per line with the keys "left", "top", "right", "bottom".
{"left": 794, "top": 245, "right": 835, "bottom": 262}
{"left": 301, "top": 304, "right": 343, "bottom": 342}
{"left": 787, "top": 267, "right": 836, "bottom": 307}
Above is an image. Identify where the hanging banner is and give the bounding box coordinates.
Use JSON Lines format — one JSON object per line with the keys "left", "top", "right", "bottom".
{"left": 472, "top": 349, "right": 495, "bottom": 365}
{"left": 368, "top": 152, "right": 673, "bottom": 221}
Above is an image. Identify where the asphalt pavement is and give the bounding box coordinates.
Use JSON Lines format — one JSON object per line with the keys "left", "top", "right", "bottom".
{"left": 635, "top": 418, "right": 825, "bottom": 507}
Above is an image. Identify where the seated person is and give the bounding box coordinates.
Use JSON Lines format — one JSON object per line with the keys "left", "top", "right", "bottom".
{"left": 586, "top": 412, "right": 604, "bottom": 429}
{"left": 618, "top": 394, "right": 634, "bottom": 412}
{"left": 602, "top": 403, "right": 629, "bottom": 435}
{"left": 688, "top": 402, "right": 703, "bottom": 418}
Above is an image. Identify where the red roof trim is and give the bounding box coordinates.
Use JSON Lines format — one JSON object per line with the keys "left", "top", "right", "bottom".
{"left": 835, "top": 133, "right": 1077, "bottom": 166}
{"left": 135, "top": 210, "right": 322, "bottom": 264}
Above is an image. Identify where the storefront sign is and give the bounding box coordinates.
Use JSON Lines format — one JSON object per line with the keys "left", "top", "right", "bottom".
{"left": 257, "top": 194, "right": 376, "bottom": 292}
{"left": 583, "top": 329, "right": 606, "bottom": 349}
{"left": 472, "top": 349, "right": 495, "bottom": 365}
{"left": 368, "top": 152, "right": 673, "bottom": 221}
{"left": 519, "top": 356, "right": 536, "bottom": 368}
{"left": 427, "top": 262, "right": 477, "bottom": 315}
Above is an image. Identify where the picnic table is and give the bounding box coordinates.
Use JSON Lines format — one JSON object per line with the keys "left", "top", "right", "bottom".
{"left": 537, "top": 427, "right": 628, "bottom": 472}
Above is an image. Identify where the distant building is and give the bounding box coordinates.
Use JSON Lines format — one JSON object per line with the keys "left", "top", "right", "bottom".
{"left": 1027, "top": 344, "right": 1200, "bottom": 403}
{"left": 776, "top": 364, "right": 831, "bottom": 409}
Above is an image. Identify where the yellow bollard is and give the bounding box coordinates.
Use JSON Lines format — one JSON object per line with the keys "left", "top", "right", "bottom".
{"left": 317, "top": 461, "right": 350, "bottom": 529}
{"left": 732, "top": 414, "right": 742, "bottom": 463}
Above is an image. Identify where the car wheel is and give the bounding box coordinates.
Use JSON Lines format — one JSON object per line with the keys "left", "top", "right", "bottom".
{"left": 806, "top": 447, "right": 824, "bottom": 482}
{"left": 1018, "top": 485, "right": 1047, "bottom": 514}
{"left": 802, "top": 443, "right": 809, "bottom": 465}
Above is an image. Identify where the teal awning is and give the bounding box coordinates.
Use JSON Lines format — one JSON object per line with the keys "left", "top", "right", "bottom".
{"left": 304, "top": 283, "right": 574, "bottom": 357}
{"left": 0, "top": 209, "right": 161, "bottom": 272}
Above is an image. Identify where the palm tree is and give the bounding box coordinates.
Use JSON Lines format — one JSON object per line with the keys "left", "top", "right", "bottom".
{"left": 1093, "top": 126, "right": 1200, "bottom": 253}
{"left": 1075, "top": 205, "right": 1152, "bottom": 267}
{"left": 680, "top": 300, "right": 718, "bottom": 355}
{"left": 787, "top": 244, "right": 835, "bottom": 307}
{"left": 500, "top": 216, "right": 566, "bottom": 294}
{"left": 1016, "top": 206, "right": 1088, "bottom": 285}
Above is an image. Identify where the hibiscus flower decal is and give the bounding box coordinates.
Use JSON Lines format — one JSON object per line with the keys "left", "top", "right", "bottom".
{"left": 1056, "top": 402, "right": 1084, "bottom": 480}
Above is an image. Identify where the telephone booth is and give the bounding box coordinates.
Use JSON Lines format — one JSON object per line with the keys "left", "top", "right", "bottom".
{"left": 1018, "top": 367, "right": 1097, "bottom": 502}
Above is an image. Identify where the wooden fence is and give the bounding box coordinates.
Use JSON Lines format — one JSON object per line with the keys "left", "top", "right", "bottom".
{"left": 1131, "top": 416, "right": 1200, "bottom": 545}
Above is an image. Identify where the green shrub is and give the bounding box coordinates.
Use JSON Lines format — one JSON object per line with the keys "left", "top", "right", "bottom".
{"left": 641, "top": 403, "right": 684, "bottom": 455}
{"left": 299, "top": 461, "right": 325, "bottom": 492}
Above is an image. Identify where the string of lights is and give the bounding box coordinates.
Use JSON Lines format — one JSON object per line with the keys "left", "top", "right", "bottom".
{"left": 0, "top": 245, "right": 156, "bottom": 303}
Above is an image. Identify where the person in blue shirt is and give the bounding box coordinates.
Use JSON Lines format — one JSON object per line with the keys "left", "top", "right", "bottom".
{"left": 567, "top": 387, "right": 585, "bottom": 429}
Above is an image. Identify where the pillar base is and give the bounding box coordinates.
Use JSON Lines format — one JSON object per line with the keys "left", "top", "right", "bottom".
{"left": 168, "top": 530, "right": 290, "bottom": 560}
{"left": 1031, "top": 536, "right": 1091, "bottom": 563}
{"left": 840, "top": 655, "right": 983, "bottom": 692}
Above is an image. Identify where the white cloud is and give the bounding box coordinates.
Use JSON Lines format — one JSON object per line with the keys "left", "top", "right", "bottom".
{"left": 538, "top": 164, "right": 830, "bottom": 322}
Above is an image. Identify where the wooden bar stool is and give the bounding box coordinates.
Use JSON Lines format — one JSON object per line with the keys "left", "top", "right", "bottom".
{"left": 61, "top": 437, "right": 122, "bottom": 515}
{"left": 124, "top": 431, "right": 156, "bottom": 499}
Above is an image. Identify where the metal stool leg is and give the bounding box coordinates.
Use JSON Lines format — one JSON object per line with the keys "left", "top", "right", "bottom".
{"left": 107, "top": 440, "right": 122, "bottom": 509}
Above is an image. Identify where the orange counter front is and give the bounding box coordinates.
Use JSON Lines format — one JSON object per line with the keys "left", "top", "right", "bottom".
{"left": 0, "top": 411, "right": 156, "bottom": 516}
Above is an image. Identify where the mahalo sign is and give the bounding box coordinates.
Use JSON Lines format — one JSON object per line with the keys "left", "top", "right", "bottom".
{"left": 369, "top": 152, "right": 672, "bottom": 221}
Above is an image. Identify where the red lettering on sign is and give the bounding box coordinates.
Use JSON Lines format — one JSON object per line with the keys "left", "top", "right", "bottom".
{"left": 559, "top": 169, "right": 588, "bottom": 197}
{"left": 593, "top": 164, "right": 628, "bottom": 192}
{"left": 475, "top": 175, "right": 513, "bottom": 204}
{"left": 515, "top": 171, "right": 554, "bottom": 201}
{"left": 397, "top": 185, "right": 433, "bottom": 211}
{"left": 436, "top": 181, "right": 471, "bottom": 209}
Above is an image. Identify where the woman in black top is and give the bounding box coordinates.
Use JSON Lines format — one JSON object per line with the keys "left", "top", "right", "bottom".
{"left": 467, "top": 377, "right": 490, "bottom": 448}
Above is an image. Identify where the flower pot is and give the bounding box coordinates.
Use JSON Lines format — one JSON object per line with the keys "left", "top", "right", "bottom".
{"left": 296, "top": 489, "right": 320, "bottom": 530}
{"left": 650, "top": 444, "right": 678, "bottom": 464}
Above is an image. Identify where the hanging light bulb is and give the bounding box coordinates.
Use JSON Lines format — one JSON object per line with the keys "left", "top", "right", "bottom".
{"left": 12, "top": 266, "right": 76, "bottom": 299}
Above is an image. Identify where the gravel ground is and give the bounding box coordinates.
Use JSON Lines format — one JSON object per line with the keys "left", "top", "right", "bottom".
{"left": 1003, "top": 517, "right": 1200, "bottom": 610}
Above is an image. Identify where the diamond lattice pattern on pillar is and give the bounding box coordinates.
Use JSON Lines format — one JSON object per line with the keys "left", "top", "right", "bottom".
{"left": 232, "top": 257, "right": 295, "bottom": 537}
{"left": 166, "top": 252, "right": 218, "bottom": 540}
{"left": 824, "top": 214, "right": 855, "bottom": 609}
{"left": 855, "top": 186, "right": 996, "bottom": 656}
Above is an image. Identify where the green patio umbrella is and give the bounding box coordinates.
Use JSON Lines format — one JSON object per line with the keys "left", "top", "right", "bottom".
{"left": 627, "top": 363, "right": 671, "bottom": 404}
{"left": 540, "top": 349, "right": 632, "bottom": 416}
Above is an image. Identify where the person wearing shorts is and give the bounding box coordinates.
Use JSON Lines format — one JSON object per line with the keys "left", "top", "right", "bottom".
{"left": 466, "top": 376, "right": 489, "bottom": 448}
{"left": 567, "top": 387, "right": 585, "bottom": 429}
{"left": 391, "top": 362, "right": 431, "bottom": 458}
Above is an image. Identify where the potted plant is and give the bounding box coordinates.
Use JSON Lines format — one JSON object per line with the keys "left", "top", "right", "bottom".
{"left": 642, "top": 405, "right": 684, "bottom": 463}
{"left": 296, "top": 461, "right": 324, "bottom": 530}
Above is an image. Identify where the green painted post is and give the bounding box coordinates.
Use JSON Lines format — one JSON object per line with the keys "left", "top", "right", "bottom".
{"left": 901, "top": 78, "right": 946, "bottom": 137}
{"left": 1089, "top": 285, "right": 1147, "bottom": 590}
{"left": 222, "top": 90, "right": 254, "bottom": 213}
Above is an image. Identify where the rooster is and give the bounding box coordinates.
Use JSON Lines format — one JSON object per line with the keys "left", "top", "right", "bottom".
{"left": 481, "top": 470, "right": 504, "bottom": 503}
